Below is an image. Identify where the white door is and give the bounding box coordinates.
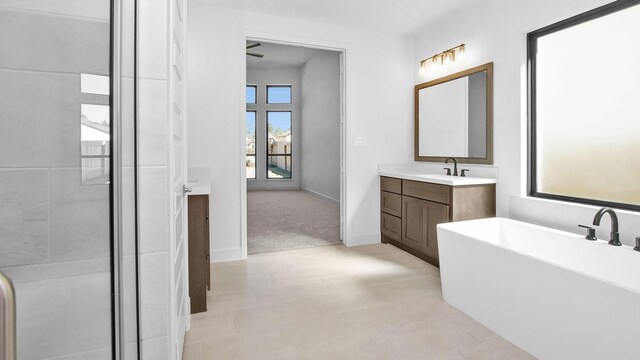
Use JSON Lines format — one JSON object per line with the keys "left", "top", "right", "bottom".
{"left": 170, "top": 0, "right": 188, "bottom": 357}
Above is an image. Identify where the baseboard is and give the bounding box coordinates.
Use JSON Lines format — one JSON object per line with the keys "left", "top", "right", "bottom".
{"left": 300, "top": 187, "right": 339, "bottom": 204}
{"left": 346, "top": 233, "right": 380, "bottom": 247}
{"left": 210, "top": 247, "right": 243, "bottom": 263}
{"left": 185, "top": 297, "right": 191, "bottom": 331}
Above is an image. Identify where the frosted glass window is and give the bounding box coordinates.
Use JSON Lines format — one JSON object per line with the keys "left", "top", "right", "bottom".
{"left": 81, "top": 73, "right": 110, "bottom": 95}
{"left": 530, "top": 2, "right": 640, "bottom": 208}
{"left": 267, "top": 85, "right": 291, "bottom": 104}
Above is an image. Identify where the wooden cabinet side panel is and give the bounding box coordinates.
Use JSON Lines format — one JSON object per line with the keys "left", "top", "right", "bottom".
{"left": 451, "top": 184, "right": 496, "bottom": 222}
{"left": 188, "top": 195, "right": 208, "bottom": 314}
{"left": 204, "top": 196, "right": 210, "bottom": 291}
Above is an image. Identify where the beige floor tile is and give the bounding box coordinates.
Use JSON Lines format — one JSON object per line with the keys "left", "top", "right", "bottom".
{"left": 184, "top": 244, "right": 533, "bottom": 360}
{"left": 459, "top": 336, "right": 536, "bottom": 360}
{"left": 184, "top": 313, "right": 236, "bottom": 344}
{"left": 181, "top": 342, "right": 202, "bottom": 360}
{"left": 374, "top": 274, "right": 442, "bottom": 301}
{"left": 205, "top": 289, "right": 257, "bottom": 314}
{"left": 447, "top": 311, "right": 497, "bottom": 342}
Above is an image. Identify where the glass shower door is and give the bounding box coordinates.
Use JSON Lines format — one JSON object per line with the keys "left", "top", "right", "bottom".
{"left": 0, "top": 1, "right": 137, "bottom": 358}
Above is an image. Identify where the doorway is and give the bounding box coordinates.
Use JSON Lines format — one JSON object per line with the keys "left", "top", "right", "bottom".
{"left": 244, "top": 41, "right": 344, "bottom": 254}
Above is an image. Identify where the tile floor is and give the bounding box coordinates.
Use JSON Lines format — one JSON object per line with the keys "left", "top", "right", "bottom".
{"left": 182, "top": 244, "right": 535, "bottom": 360}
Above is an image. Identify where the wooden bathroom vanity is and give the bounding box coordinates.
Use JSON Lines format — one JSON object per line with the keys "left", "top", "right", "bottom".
{"left": 379, "top": 174, "right": 496, "bottom": 267}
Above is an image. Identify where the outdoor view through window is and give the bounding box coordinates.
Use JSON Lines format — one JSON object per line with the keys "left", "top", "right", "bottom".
{"left": 246, "top": 85, "right": 293, "bottom": 179}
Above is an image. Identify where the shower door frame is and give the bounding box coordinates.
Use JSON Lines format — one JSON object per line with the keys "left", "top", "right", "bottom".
{"left": 111, "top": 0, "right": 140, "bottom": 358}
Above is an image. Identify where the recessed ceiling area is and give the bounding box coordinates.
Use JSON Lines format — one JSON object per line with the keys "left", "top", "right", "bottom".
{"left": 246, "top": 42, "right": 323, "bottom": 69}
{"left": 203, "top": 0, "right": 484, "bottom": 35}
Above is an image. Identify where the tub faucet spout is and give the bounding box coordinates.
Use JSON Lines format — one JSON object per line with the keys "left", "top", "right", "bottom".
{"left": 592, "top": 207, "right": 621, "bottom": 246}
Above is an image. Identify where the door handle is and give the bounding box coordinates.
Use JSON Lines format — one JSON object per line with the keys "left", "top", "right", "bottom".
{"left": 0, "top": 271, "right": 16, "bottom": 360}
{"left": 183, "top": 184, "right": 192, "bottom": 194}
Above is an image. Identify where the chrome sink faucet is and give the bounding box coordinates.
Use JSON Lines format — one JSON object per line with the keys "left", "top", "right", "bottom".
{"left": 592, "top": 207, "right": 622, "bottom": 246}
{"left": 445, "top": 157, "right": 458, "bottom": 176}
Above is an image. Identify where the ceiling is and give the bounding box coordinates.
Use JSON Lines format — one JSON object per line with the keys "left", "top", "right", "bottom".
{"left": 203, "top": 0, "right": 483, "bottom": 35}
{"left": 247, "top": 42, "right": 327, "bottom": 69}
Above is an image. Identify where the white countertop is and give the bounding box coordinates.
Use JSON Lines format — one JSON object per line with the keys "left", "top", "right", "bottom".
{"left": 379, "top": 170, "right": 496, "bottom": 186}
{"left": 187, "top": 177, "right": 211, "bottom": 196}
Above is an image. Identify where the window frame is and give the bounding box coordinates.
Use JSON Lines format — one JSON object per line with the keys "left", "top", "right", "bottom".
{"left": 265, "top": 110, "right": 292, "bottom": 179}
{"left": 266, "top": 85, "right": 292, "bottom": 104}
{"left": 527, "top": 0, "right": 640, "bottom": 211}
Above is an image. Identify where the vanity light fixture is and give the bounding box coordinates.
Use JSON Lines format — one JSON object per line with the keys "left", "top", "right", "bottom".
{"left": 419, "top": 43, "right": 465, "bottom": 74}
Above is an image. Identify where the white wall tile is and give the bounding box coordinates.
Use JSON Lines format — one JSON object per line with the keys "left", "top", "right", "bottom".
{"left": 139, "top": 79, "right": 169, "bottom": 167}
{"left": 141, "top": 336, "right": 169, "bottom": 360}
{"left": 49, "top": 168, "right": 110, "bottom": 261}
{"left": 0, "top": 71, "right": 82, "bottom": 168}
{"left": 138, "top": 0, "right": 169, "bottom": 80}
{"left": 0, "top": 0, "right": 110, "bottom": 20}
{"left": 0, "top": 169, "right": 49, "bottom": 267}
{"left": 1, "top": 258, "right": 108, "bottom": 284}
{"left": 139, "top": 166, "right": 170, "bottom": 253}
{"left": 0, "top": 10, "right": 109, "bottom": 74}
{"left": 140, "top": 251, "right": 169, "bottom": 340}
{"left": 14, "top": 273, "right": 111, "bottom": 359}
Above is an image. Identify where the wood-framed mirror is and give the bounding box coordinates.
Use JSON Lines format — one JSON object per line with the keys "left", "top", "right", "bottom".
{"left": 414, "top": 62, "right": 493, "bottom": 164}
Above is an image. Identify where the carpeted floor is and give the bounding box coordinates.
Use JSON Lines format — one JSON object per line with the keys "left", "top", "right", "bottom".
{"left": 247, "top": 190, "right": 341, "bottom": 254}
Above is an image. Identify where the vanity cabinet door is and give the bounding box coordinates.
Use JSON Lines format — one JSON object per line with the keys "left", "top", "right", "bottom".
{"left": 401, "top": 196, "right": 428, "bottom": 252}
{"left": 425, "top": 200, "right": 449, "bottom": 255}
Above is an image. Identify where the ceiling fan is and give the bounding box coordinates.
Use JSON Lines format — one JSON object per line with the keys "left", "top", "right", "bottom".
{"left": 246, "top": 41, "right": 264, "bottom": 58}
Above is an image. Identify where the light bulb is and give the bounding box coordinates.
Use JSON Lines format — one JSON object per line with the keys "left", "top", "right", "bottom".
{"left": 444, "top": 53, "right": 452, "bottom": 65}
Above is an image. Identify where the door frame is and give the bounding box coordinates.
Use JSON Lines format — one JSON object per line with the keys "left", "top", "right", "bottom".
{"left": 240, "top": 33, "right": 350, "bottom": 259}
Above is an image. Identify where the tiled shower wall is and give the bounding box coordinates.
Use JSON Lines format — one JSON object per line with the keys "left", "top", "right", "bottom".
{"left": 0, "top": 1, "right": 113, "bottom": 358}
{"left": 137, "top": 0, "right": 173, "bottom": 358}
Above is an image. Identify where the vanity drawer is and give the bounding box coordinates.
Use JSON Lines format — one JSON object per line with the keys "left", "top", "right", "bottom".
{"left": 380, "top": 176, "right": 402, "bottom": 194}
{"left": 403, "top": 180, "right": 450, "bottom": 204}
{"left": 381, "top": 212, "right": 401, "bottom": 241}
{"left": 381, "top": 191, "right": 402, "bottom": 217}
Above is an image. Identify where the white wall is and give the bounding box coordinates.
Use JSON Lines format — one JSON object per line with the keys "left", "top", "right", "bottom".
{"left": 300, "top": 50, "right": 341, "bottom": 202}
{"left": 246, "top": 66, "right": 301, "bottom": 190}
{"left": 187, "top": 1, "right": 414, "bottom": 261}
{"left": 412, "top": 0, "right": 640, "bottom": 246}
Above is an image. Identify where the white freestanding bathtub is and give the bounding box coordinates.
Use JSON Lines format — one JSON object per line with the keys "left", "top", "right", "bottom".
{"left": 437, "top": 217, "right": 640, "bottom": 360}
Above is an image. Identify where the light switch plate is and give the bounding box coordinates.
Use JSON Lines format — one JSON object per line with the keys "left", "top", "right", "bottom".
{"left": 354, "top": 136, "right": 367, "bottom": 147}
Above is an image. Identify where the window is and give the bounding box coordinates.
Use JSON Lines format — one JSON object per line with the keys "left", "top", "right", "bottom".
{"left": 528, "top": 1, "right": 640, "bottom": 210}
{"left": 80, "top": 73, "right": 110, "bottom": 185}
{"left": 266, "top": 111, "right": 292, "bottom": 179}
{"left": 266, "top": 85, "right": 291, "bottom": 104}
{"left": 246, "top": 85, "right": 257, "bottom": 104}
{"left": 246, "top": 111, "right": 256, "bottom": 179}
{"left": 81, "top": 104, "right": 110, "bottom": 185}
